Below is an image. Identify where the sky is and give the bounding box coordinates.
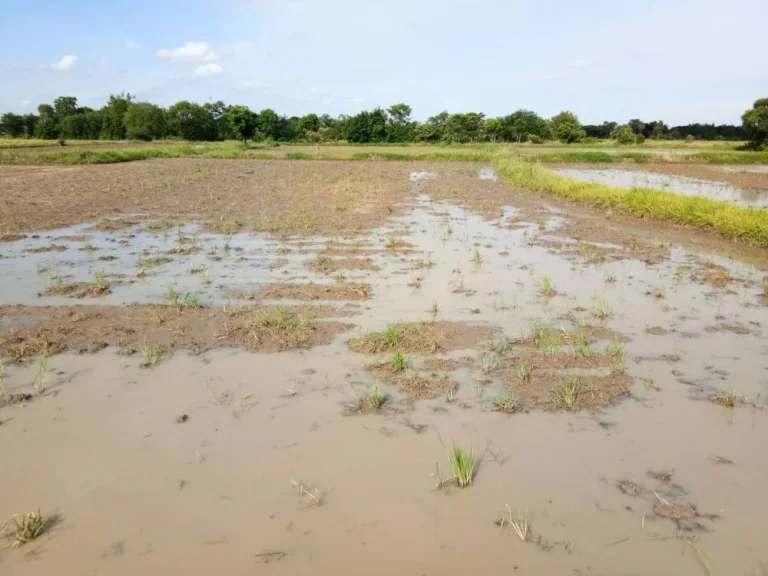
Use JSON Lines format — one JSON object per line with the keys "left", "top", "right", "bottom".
{"left": 1, "top": 0, "right": 766, "bottom": 125}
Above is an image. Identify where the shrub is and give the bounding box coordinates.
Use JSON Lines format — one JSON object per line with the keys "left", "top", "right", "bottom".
{"left": 528, "top": 134, "right": 543, "bottom": 144}
{"left": 685, "top": 135, "right": 695, "bottom": 143}
{"left": 57, "top": 138, "right": 67, "bottom": 146}
{"left": 635, "top": 134, "right": 645, "bottom": 144}
{"left": 612, "top": 125, "right": 635, "bottom": 145}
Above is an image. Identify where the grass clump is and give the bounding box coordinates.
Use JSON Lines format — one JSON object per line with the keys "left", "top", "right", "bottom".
{"left": 449, "top": 443, "right": 475, "bottom": 488}
{"left": 710, "top": 389, "right": 738, "bottom": 407}
{"left": 141, "top": 344, "right": 159, "bottom": 368}
{"left": 592, "top": 294, "right": 612, "bottom": 318}
{"left": 0, "top": 510, "right": 48, "bottom": 548}
{"left": 492, "top": 152, "right": 768, "bottom": 246}
{"left": 538, "top": 275, "right": 555, "bottom": 297}
{"left": 393, "top": 350, "right": 408, "bottom": 372}
{"left": 492, "top": 390, "right": 520, "bottom": 414}
{"left": 554, "top": 377, "right": 580, "bottom": 409}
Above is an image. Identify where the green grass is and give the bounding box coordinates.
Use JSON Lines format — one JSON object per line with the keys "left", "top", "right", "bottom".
{"left": 393, "top": 350, "right": 408, "bottom": 371}
{"left": 554, "top": 377, "right": 580, "bottom": 409}
{"left": 492, "top": 390, "right": 519, "bottom": 414}
{"left": 493, "top": 152, "right": 768, "bottom": 246}
{"left": 141, "top": 344, "right": 159, "bottom": 368}
{"left": 538, "top": 275, "right": 554, "bottom": 297}
{"left": 711, "top": 388, "right": 738, "bottom": 407}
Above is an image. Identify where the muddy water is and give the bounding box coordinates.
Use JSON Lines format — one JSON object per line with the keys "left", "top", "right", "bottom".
{"left": 555, "top": 167, "right": 768, "bottom": 207}
{"left": 2, "top": 169, "right": 768, "bottom": 575}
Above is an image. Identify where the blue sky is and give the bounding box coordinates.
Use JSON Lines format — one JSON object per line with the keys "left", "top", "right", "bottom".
{"left": 1, "top": 0, "right": 766, "bottom": 125}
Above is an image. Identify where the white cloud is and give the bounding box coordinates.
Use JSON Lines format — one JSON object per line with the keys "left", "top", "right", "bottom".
{"left": 124, "top": 39, "right": 140, "bottom": 50}
{"left": 192, "top": 63, "right": 223, "bottom": 77}
{"left": 569, "top": 59, "right": 590, "bottom": 68}
{"left": 52, "top": 55, "right": 78, "bottom": 71}
{"left": 158, "top": 41, "right": 217, "bottom": 62}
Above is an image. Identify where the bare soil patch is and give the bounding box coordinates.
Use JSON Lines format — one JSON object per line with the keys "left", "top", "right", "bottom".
{"left": 504, "top": 370, "right": 632, "bottom": 411}
{"left": 43, "top": 282, "right": 111, "bottom": 298}
{"left": 423, "top": 357, "right": 474, "bottom": 372}
{"left": 705, "top": 323, "right": 751, "bottom": 335}
{"left": 307, "top": 256, "right": 380, "bottom": 274}
{"left": 646, "top": 326, "right": 669, "bottom": 335}
{"left": 0, "top": 304, "right": 353, "bottom": 360}
{"left": 23, "top": 244, "right": 67, "bottom": 254}
{"left": 349, "top": 321, "right": 494, "bottom": 355}
{"left": 244, "top": 282, "right": 371, "bottom": 301}
{"left": 367, "top": 364, "right": 458, "bottom": 400}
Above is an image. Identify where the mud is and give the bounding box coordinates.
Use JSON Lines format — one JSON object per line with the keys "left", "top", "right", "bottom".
{"left": 2, "top": 161, "right": 768, "bottom": 576}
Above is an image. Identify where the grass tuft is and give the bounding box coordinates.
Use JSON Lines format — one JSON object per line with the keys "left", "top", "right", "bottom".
{"left": 492, "top": 390, "right": 520, "bottom": 414}
{"left": 393, "top": 350, "right": 408, "bottom": 372}
{"left": 554, "top": 377, "right": 580, "bottom": 409}
{"left": 710, "top": 389, "right": 738, "bottom": 407}
{"left": 0, "top": 511, "right": 48, "bottom": 548}
{"left": 449, "top": 443, "right": 475, "bottom": 488}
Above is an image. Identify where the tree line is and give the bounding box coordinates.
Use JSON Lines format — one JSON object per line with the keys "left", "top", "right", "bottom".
{"left": 0, "top": 94, "right": 765, "bottom": 149}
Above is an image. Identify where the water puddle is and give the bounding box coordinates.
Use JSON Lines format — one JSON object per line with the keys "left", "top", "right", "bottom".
{"left": 409, "top": 170, "right": 436, "bottom": 181}
{"left": 718, "top": 165, "right": 768, "bottom": 174}
{"left": 477, "top": 167, "right": 499, "bottom": 180}
{"left": 555, "top": 167, "right": 768, "bottom": 207}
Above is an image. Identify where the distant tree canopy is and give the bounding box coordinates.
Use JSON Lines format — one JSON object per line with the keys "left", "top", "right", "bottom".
{"left": 742, "top": 98, "right": 768, "bottom": 150}
{"left": 0, "top": 94, "right": 758, "bottom": 144}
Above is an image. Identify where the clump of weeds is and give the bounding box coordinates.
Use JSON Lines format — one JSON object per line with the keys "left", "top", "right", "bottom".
{"left": 492, "top": 390, "right": 520, "bottom": 414}
{"left": 517, "top": 363, "right": 531, "bottom": 381}
{"left": 473, "top": 249, "right": 483, "bottom": 265}
{"left": 290, "top": 479, "right": 324, "bottom": 507}
{"left": 141, "top": 344, "right": 160, "bottom": 368}
{"left": 480, "top": 351, "right": 499, "bottom": 374}
{"left": 33, "top": 348, "right": 49, "bottom": 394}
{"left": 349, "top": 382, "right": 386, "bottom": 412}
{"left": 386, "top": 236, "right": 402, "bottom": 249}
{"left": 554, "top": 377, "right": 580, "bottom": 410}
{"left": 393, "top": 350, "right": 408, "bottom": 372}
{"left": 628, "top": 233, "right": 640, "bottom": 251}
{"left": 710, "top": 389, "right": 739, "bottom": 407}
{"left": 0, "top": 510, "right": 50, "bottom": 548}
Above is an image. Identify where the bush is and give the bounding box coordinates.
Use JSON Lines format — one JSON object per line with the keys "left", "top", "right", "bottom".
{"left": 57, "top": 138, "right": 67, "bottom": 146}
{"left": 635, "top": 134, "right": 645, "bottom": 144}
{"left": 612, "top": 125, "right": 635, "bottom": 145}
{"left": 685, "top": 135, "right": 695, "bottom": 143}
{"left": 582, "top": 137, "right": 600, "bottom": 144}
{"left": 528, "top": 134, "right": 543, "bottom": 144}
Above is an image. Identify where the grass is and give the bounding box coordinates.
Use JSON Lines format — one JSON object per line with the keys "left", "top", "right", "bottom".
{"left": 0, "top": 510, "right": 47, "bottom": 548}
{"left": 592, "top": 294, "right": 612, "bottom": 318}
{"left": 492, "top": 152, "right": 768, "bottom": 246}
{"left": 33, "top": 349, "right": 49, "bottom": 394}
{"left": 554, "top": 377, "right": 580, "bottom": 409}
{"left": 517, "top": 363, "right": 531, "bottom": 381}
{"left": 473, "top": 249, "right": 483, "bottom": 265}
{"left": 492, "top": 390, "right": 520, "bottom": 414}
{"left": 0, "top": 358, "right": 5, "bottom": 395}
{"left": 393, "top": 350, "right": 408, "bottom": 371}
{"left": 93, "top": 267, "right": 107, "bottom": 289}
{"left": 497, "top": 506, "right": 530, "bottom": 541}
{"left": 480, "top": 352, "right": 498, "bottom": 374}
{"left": 571, "top": 325, "right": 592, "bottom": 357}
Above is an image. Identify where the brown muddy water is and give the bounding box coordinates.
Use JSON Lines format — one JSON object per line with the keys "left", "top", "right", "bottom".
{"left": 1, "top": 168, "right": 767, "bottom": 575}
{"left": 555, "top": 167, "right": 768, "bottom": 207}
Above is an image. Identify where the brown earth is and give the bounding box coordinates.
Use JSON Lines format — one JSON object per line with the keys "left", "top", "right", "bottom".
{"left": 348, "top": 321, "right": 494, "bottom": 355}
{"left": 423, "top": 357, "right": 474, "bottom": 372}
{"left": 243, "top": 282, "right": 372, "bottom": 301}
{"left": 307, "top": 256, "right": 380, "bottom": 274}
{"left": 504, "top": 369, "right": 632, "bottom": 411}
{"left": 0, "top": 304, "right": 353, "bottom": 360}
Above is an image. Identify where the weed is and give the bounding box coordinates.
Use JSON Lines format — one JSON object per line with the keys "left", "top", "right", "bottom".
{"left": 182, "top": 292, "right": 200, "bottom": 307}
{"left": 711, "top": 389, "right": 738, "bottom": 407}
{"left": 383, "top": 325, "right": 400, "bottom": 347}
{"left": 141, "top": 345, "right": 159, "bottom": 368}
{"left": 333, "top": 271, "right": 346, "bottom": 283}
{"left": 572, "top": 325, "right": 592, "bottom": 357}
{"left": 538, "top": 275, "right": 555, "bottom": 297}
{"left": 604, "top": 270, "right": 617, "bottom": 283}
{"left": 592, "top": 294, "right": 612, "bottom": 318}
{"left": 492, "top": 390, "right": 519, "bottom": 414}
{"left": 290, "top": 479, "right": 324, "bottom": 506}
{"left": 473, "top": 249, "right": 483, "bottom": 265}
{"left": 449, "top": 443, "right": 475, "bottom": 488}
{"left": 676, "top": 265, "right": 688, "bottom": 281}
{"left": 517, "top": 363, "right": 531, "bottom": 381}
{"left": 386, "top": 236, "right": 402, "bottom": 249}
{"left": 393, "top": 350, "right": 408, "bottom": 372}
{"left": 0, "top": 511, "right": 47, "bottom": 548}
{"left": 554, "top": 377, "right": 580, "bottom": 409}
{"left": 628, "top": 233, "right": 640, "bottom": 250}
{"left": 0, "top": 358, "right": 5, "bottom": 395}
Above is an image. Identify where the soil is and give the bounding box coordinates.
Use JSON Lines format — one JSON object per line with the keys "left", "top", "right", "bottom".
{"left": 245, "top": 283, "right": 372, "bottom": 301}
{"left": 367, "top": 364, "right": 458, "bottom": 400}
{"left": 423, "top": 357, "right": 474, "bottom": 372}
{"left": 646, "top": 326, "right": 669, "bottom": 335}
{"left": 504, "top": 370, "right": 632, "bottom": 411}
{"left": 0, "top": 304, "right": 353, "bottom": 358}
{"left": 348, "top": 321, "right": 494, "bottom": 355}
{"left": 23, "top": 244, "right": 67, "bottom": 253}
{"left": 307, "top": 257, "right": 380, "bottom": 274}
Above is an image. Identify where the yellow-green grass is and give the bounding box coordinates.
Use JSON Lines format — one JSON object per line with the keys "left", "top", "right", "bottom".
{"left": 493, "top": 152, "right": 768, "bottom": 245}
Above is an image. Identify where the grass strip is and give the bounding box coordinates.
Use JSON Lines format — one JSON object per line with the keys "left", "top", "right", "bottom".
{"left": 493, "top": 152, "right": 768, "bottom": 245}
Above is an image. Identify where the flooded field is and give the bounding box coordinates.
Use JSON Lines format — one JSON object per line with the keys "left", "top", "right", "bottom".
{"left": 554, "top": 167, "right": 768, "bottom": 207}
{"left": 1, "top": 160, "right": 767, "bottom": 575}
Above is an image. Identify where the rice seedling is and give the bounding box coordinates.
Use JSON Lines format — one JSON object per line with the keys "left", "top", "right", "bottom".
{"left": 136, "top": 257, "right": 148, "bottom": 278}
{"left": 497, "top": 506, "right": 530, "bottom": 541}
{"left": 473, "top": 249, "right": 483, "bottom": 265}
{"left": 383, "top": 325, "right": 400, "bottom": 347}
{"left": 223, "top": 238, "right": 231, "bottom": 253}
{"left": 538, "top": 275, "right": 554, "bottom": 297}
{"left": 530, "top": 320, "right": 548, "bottom": 342}
{"left": 479, "top": 352, "right": 498, "bottom": 374}
{"left": 608, "top": 337, "right": 627, "bottom": 373}
{"left": 604, "top": 269, "right": 617, "bottom": 283}
{"left": 0, "top": 510, "right": 47, "bottom": 548}
{"left": 517, "top": 363, "right": 531, "bottom": 381}
{"left": 334, "top": 271, "right": 346, "bottom": 283}
{"left": 607, "top": 337, "right": 625, "bottom": 357}
{"left": 201, "top": 268, "right": 211, "bottom": 285}
{"left": 82, "top": 241, "right": 96, "bottom": 251}
{"left": 93, "top": 267, "right": 107, "bottom": 289}
{"left": 591, "top": 294, "right": 612, "bottom": 318}
{"left": 490, "top": 336, "right": 513, "bottom": 355}
{"left": 349, "top": 382, "right": 386, "bottom": 411}
{"left": 653, "top": 286, "right": 666, "bottom": 299}
{"left": 711, "top": 389, "right": 738, "bottom": 407}
{"left": 141, "top": 344, "right": 159, "bottom": 368}
{"left": 36, "top": 260, "right": 52, "bottom": 275}
{"left": 431, "top": 302, "right": 439, "bottom": 318}
{"left": 393, "top": 350, "right": 408, "bottom": 372}
{"left": 386, "top": 236, "right": 401, "bottom": 249}
{"left": 539, "top": 330, "right": 563, "bottom": 355}
{"left": 492, "top": 390, "right": 520, "bottom": 414}
{"left": 257, "top": 307, "right": 292, "bottom": 329}
{"left": 676, "top": 265, "right": 688, "bottom": 281}
{"left": 165, "top": 287, "right": 181, "bottom": 305}
{"left": 628, "top": 233, "right": 640, "bottom": 251}
{"left": 538, "top": 218, "right": 546, "bottom": 230}
{"left": 571, "top": 325, "right": 592, "bottom": 357}
{"left": 408, "top": 273, "right": 423, "bottom": 288}
{"left": 554, "top": 377, "right": 580, "bottom": 409}
{"left": 290, "top": 479, "right": 324, "bottom": 507}
{"left": 449, "top": 443, "right": 475, "bottom": 488}
{"left": 368, "top": 382, "right": 384, "bottom": 409}
{"left": 33, "top": 348, "right": 49, "bottom": 394}
{"left": 182, "top": 293, "right": 200, "bottom": 307}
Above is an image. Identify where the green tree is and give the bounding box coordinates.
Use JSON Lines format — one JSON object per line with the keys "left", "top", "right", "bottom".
{"left": 21, "top": 114, "right": 38, "bottom": 138}
{"left": 257, "top": 109, "right": 281, "bottom": 140}
{"left": 482, "top": 118, "right": 503, "bottom": 142}
{"left": 100, "top": 93, "right": 134, "bottom": 139}
{"left": 0, "top": 113, "right": 25, "bottom": 137}
{"left": 628, "top": 119, "right": 645, "bottom": 135}
{"left": 742, "top": 98, "right": 768, "bottom": 150}
{"left": 296, "top": 113, "right": 320, "bottom": 139}
{"left": 444, "top": 112, "right": 484, "bottom": 143}
{"left": 386, "top": 103, "right": 414, "bottom": 142}
{"left": 167, "top": 101, "right": 216, "bottom": 141}
{"left": 649, "top": 121, "right": 669, "bottom": 140}
{"left": 124, "top": 103, "right": 167, "bottom": 141}
{"left": 346, "top": 109, "right": 388, "bottom": 143}
{"left": 226, "top": 106, "right": 258, "bottom": 145}
{"left": 53, "top": 96, "right": 78, "bottom": 120}
{"left": 502, "top": 110, "right": 549, "bottom": 142}
{"left": 60, "top": 114, "right": 90, "bottom": 139}
{"left": 35, "top": 104, "right": 58, "bottom": 138}
{"left": 414, "top": 111, "right": 449, "bottom": 142}
{"left": 550, "top": 111, "right": 585, "bottom": 143}
{"left": 612, "top": 125, "right": 635, "bottom": 144}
